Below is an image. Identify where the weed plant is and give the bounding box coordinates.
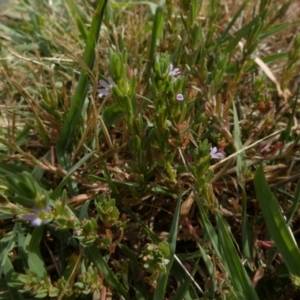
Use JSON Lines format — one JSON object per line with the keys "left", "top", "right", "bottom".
{"left": 1, "top": 0, "right": 300, "bottom": 299}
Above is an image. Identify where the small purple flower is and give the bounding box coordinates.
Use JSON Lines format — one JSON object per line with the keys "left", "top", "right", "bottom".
{"left": 98, "top": 77, "right": 115, "bottom": 96}
{"left": 168, "top": 63, "right": 181, "bottom": 80}
{"left": 22, "top": 205, "right": 52, "bottom": 226}
{"left": 176, "top": 94, "right": 184, "bottom": 101}
{"left": 210, "top": 147, "right": 224, "bottom": 159}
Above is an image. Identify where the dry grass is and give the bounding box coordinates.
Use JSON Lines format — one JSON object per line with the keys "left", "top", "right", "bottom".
{"left": 1, "top": 0, "right": 300, "bottom": 299}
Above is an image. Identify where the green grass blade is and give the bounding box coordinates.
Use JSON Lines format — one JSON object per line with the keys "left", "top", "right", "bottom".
{"left": 286, "top": 179, "right": 300, "bottom": 226}
{"left": 0, "top": 162, "right": 31, "bottom": 176}
{"left": 16, "top": 224, "right": 27, "bottom": 268}
{"left": 219, "top": 0, "right": 249, "bottom": 43}
{"left": 86, "top": 245, "right": 129, "bottom": 300}
{"left": 225, "top": 16, "right": 261, "bottom": 54}
{"left": 241, "top": 190, "right": 253, "bottom": 265}
{"left": 0, "top": 225, "right": 17, "bottom": 277}
{"left": 65, "top": 0, "right": 89, "bottom": 40}
{"left": 102, "top": 103, "right": 125, "bottom": 128}
{"left": 261, "top": 52, "right": 288, "bottom": 63}
{"left": 147, "top": 6, "right": 163, "bottom": 75}
{"left": 123, "top": 203, "right": 203, "bottom": 298}
{"left": 259, "top": 22, "right": 299, "bottom": 40}
{"left": 153, "top": 196, "right": 181, "bottom": 300}
{"left": 280, "top": 90, "right": 298, "bottom": 141}
{"left": 51, "top": 151, "right": 94, "bottom": 199}
{"left": 233, "top": 101, "right": 245, "bottom": 181}
{"left": 215, "top": 212, "right": 259, "bottom": 299}
{"left": 170, "top": 258, "right": 199, "bottom": 299}
{"left": 110, "top": 1, "right": 158, "bottom": 15}
{"left": 197, "top": 244, "right": 215, "bottom": 297}
{"left": 171, "top": 254, "right": 202, "bottom": 300}
{"left": 27, "top": 226, "right": 47, "bottom": 279}
{"left": 119, "top": 244, "right": 150, "bottom": 300}
{"left": 195, "top": 193, "right": 220, "bottom": 258}
{"left": 196, "top": 193, "right": 258, "bottom": 298}
{"left": 254, "top": 165, "right": 300, "bottom": 277}
{"left": 56, "top": 0, "right": 108, "bottom": 167}
{"left": 1, "top": 259, "right": 24, "bottom": 300}
{"left": 233, "top": 102, "right": 252, "bottom": 263}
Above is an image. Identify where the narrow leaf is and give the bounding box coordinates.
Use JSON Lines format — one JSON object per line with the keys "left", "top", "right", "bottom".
{"left": 27, "top": 226, "right": 47, "bottom": 279}
{"left": 153, "top": 196, "right": 181, "bottom": 299}
{"left": 51, "top": 152, "right": 94, "bottom": 199}
{"left": 86, "top": 245, "right": 129, "bottom": 300}
{"left": 216, "top": 212, "right": 259, "bottom": 299}
{"left": 56, "top": 0, "right": 108, "bottom": 167}
{"left": 254, "top": 165, "right": 300, "bottom": 277}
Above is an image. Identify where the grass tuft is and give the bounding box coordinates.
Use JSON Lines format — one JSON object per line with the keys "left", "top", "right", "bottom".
{"left": 1, "top": 0, "right": 300, "bottom": 299}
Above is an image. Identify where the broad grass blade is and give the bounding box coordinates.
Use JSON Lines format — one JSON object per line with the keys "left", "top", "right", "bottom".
{"left": 1, "top": 259, "right": 24, "bottom": 300}
{"left": 215, "top": 212, "right": 259, "bottom": 299}
{"left": 196, "top": 193, "right": 258, "bottom": 299}
{"left": 254, "top": 165, "right": 300, "bottom": 277}
{"left": 27, "top": 226, "right": 47, "bottom": 279}
{"left": 147, "top": 6, "right": 163, "bottom": 75}
{"left": 56, "top": 0, "right": 108, "bottom": 167}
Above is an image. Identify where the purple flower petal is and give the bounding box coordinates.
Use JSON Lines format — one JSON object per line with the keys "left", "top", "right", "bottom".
{"left": 107, "top": 77, "right": 114, "bottom": 86}
{"left": 99, "top": 79, "right": 109, "bottom": 88}
{"left": 210, "top": 147, "right": 224, "bottom": 159}
{"left": 22, "top": 214, "right": 37, "bottom": 222}
{"left": 31, "top": 218, "right": 43, "bottom": 227}
{"left": 98, "top": 77, "right": 115, "bottom": 97}
{"left": 45, "top": 205, "right": 52, "bottom": 212}
{"left": 176, "top": 94, "right": 184, "bottom": 101}
{"left": 21, "top": 206, "right": 52, "bottom": 227}
{"left": 168, "top": 63, "right": 181, "bottom": 79}
{"left": 97, "top": 88, "right": 110, "bottom": 96}
{"left": 171, "top": 68, "right": 180, "bottom": 76}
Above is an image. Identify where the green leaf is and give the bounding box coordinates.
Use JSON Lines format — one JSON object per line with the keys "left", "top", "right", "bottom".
{"left": 225, "top": 16, "right": 261, "bottom": 54}
{"left": 219, "top": 0, "right": 249, "bottom": 43}
{"left": 110, "top": 1, "right": 158, "bottom": 15}
{"left": 66, "top": 0, "right": 89, "bottom": 40}
{"left": 27, "top": 226, "right": 47, "bottom": 279}
{"left": 233, "top": 101, "right": 245, "bottom": 182}
{"left": 1, "top": 259, "right": 24, "bottom": 300}
{"left": 170, "top": 259, "right": 199, "bottom": 300}
{"left": 215, "top": 212, "right": 259, "bottom": 299}
{"left": 86, "top": 245, "right": 129, "bottom": 300}
{"left": 171, "top": 254, "right": 201, "bottom": 300}
{"left": 254, "top": 165, "right": 300, "bottom": 277}
{"left": 286, "top": 179, "right": 300, "bottom": 226}
{"left": 56, "top": 0, "right": 108, "bottom": 168}
{"left": 51, "top": 152, "right": 94, "bottom": 199}
{"left": 102, "top": 103, "right": 124, "bottom": 128}
{"left": 153, "top": 196, "right": 181, "bottom": 300}
{"left": 259, "top": 22, "right": 298, "bottom": 40}
{"left": 0, "top": 225, "right": 17, "bottom": 277}
{"left": 119, "top": 244, "right": 149, "bottom": 300}
{"left": 280, "top": 93, "right": 298, "bottom": 142}
{"left": 79, "top": 200, "right": 91, "bottom": 221}
{"left": 147, "top": 6, "right": 163, "bottom": 75}
{"left": 195, "top": 192, "right": 220, "bottom": 258}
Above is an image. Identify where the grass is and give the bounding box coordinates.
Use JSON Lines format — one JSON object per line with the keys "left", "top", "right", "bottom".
{"left": 1, "top": 0, "right": 300, "bottom": 299}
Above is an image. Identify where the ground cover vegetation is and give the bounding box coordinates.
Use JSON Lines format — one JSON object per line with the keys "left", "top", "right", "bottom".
{"left": 1, "top": 0, "right": 300, "bottom": 299}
